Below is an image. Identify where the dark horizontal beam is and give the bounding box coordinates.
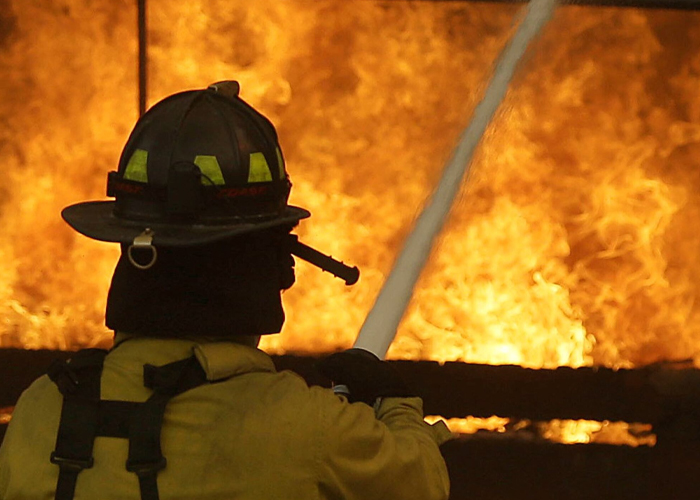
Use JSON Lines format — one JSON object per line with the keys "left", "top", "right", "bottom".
{"left": 279, "top": 355, "right": 700, "bottom": 437}
{"left": 376, "top": 0, "right": 700, "bottom": 11}
{"left": 4, "top": 350, "right": 700, "bottom": 440}
{"left": 388, "top": 359, "right": 681, "bottom": 423}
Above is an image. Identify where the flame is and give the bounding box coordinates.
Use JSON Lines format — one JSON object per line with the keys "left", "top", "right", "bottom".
{"left": 538, "top": 419, "right": 655, "bottom": 446}
{"left": 389, "top": 8, "right": 700, "bottom": 368}
{"left": 425, "top": 415, "right": 510, "bottom": 435}
{"left": 1, "top": 1, "right": 700, "bottom": 374}
{"left": 425, "top": 416, "right": 655, "bottom": 446}
{"left": 0, "top": 407, "right": 12, "bottom": 425}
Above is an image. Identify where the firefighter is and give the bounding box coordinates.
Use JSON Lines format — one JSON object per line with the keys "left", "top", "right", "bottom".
{"left": 0, "top": 81, "right": 452, "bottom": 500}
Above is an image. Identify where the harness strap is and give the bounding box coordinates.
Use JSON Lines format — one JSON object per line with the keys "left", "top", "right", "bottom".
{"left": 48, "top": 349, "right": 107, "bottom": 500}
{"left": 99, "top": 400, "right": 141, "bottom": 438}
{"left": 127, "top": 357, "right": 206, "bottom": 500}
{"left": 48, "top": 351, "right": 208, "bottom": 500}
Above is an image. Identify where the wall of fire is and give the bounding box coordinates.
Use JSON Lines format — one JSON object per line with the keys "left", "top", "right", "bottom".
{"left": 2, "top": 0, "right": 700, "bottom": 367}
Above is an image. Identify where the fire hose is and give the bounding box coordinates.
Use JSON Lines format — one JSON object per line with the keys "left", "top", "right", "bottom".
{"left": 353, "top": 0, "right": 559, "bottom": 359}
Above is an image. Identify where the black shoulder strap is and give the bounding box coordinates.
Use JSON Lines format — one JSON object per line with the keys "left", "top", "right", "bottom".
{"left": 48, "top": 351, "right": 208, "bottom": 500}
{"left": 126, "top": 356, "right": 207, "bottom": 500}
{"left": 47, "top": 349, "right": 108, "bottom": 500}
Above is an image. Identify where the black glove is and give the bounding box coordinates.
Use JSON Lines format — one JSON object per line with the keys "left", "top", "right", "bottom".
{"left": 315, "top": 348, "right": 416, "bottom": 406}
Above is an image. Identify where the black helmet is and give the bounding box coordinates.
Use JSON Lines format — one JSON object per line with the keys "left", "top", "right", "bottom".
{"left": 62, "top": 81, "right": 310, "bottom": 248}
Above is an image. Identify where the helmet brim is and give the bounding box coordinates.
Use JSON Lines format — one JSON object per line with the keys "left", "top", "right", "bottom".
{"left": 62, "top": 201, "right": 311, "bottom": 247}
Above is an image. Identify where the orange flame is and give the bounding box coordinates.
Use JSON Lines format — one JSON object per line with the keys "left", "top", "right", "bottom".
{"left": 1, "top": 1, "right": 699, "bottom": 373}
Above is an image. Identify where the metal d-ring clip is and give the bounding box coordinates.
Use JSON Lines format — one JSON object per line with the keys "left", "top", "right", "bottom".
{"left": 127, "top": 228, "right": 158, "bottom": 270}
{"left": 332, "top": 384, "right": 351, "bottom": 398}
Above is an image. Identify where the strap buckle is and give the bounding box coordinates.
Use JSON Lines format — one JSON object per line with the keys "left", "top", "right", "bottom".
{"left": 50, "top": 452, "right": 94, "bottom": 472}
{"left": 126, "top": 457, "right": 167, "bottom": 477}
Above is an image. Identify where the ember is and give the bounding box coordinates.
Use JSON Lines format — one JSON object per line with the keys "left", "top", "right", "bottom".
{"left": 0, "top": 408, "right": 12, "bottom": 426}
{"left": 1, "top": 1, "right": 699, "bottom": 376}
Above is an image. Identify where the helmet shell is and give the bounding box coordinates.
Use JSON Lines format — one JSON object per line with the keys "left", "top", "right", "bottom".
{"left": 62, "top": 82, "right": 309, "bottom": 247}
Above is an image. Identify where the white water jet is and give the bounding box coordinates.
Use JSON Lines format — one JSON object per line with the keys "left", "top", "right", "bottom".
{"left": 354, "top": 0, "right": 559, "bottom": 358}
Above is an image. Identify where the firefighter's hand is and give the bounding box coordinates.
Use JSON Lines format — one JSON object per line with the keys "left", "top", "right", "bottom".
{"left": 316, "top": 348, "right": 416, "bottom": 406}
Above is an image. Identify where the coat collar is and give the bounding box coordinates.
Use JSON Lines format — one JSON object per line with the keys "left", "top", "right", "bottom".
{"left": 111, "top": 332, "right": 276, "bottom": 382}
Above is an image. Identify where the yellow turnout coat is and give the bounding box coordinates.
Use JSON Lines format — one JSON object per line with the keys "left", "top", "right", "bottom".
{"left": 0, "top": 335, "right": 451, "bottom": 499}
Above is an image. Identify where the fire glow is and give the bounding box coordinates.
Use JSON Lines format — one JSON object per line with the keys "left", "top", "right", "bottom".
{"left": 0, "top": 1, "right": 699, "bottom": 441}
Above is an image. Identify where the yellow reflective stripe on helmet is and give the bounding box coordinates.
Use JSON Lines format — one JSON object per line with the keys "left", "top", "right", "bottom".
{"left": 248, "top": 153, "right": 273, "bottom": 183}
{"left": 123, "top": 149, "right": 149, "bottom": 183}
{"left": 276, "top": 147, "right": 286, "bottom": 179}
{"left": 194, "top": 155, "right": 226, "bottom": 185}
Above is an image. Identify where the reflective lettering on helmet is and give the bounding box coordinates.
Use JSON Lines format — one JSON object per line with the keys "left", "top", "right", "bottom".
{"left": 276, "top": 147, "right": 286, "bottom": 179}
{"left": 194, "top": 155, "right": 226, "bottom": 185}
{"left": 216, "top": 185, "right": 270, "bottom": 198}
{"left": 248, "top": 153, "right": 273, "bottom": 183}
{"left": 123, "top": 149, "right": 149, "bottom": 183}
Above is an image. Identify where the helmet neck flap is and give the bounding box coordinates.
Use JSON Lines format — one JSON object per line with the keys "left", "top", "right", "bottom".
{"left": 106, "top": 228, "right": 295, "bottom": 338}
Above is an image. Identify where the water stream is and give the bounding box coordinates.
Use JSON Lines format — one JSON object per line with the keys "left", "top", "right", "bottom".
{"left": 354, "top": 0, "right": 560, "bottom": 358}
